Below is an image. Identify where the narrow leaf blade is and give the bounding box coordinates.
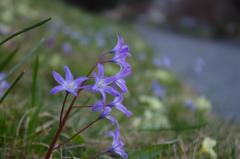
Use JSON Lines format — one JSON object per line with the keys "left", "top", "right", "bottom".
{"left": 31, "top": 56, "right": 39, "bottom": 107}
{"left": 0, "top": 47, "right": 20, "bottom": 71}
{"left": 0, "top": 18, "right": 51, "bottom": 45}
{"left": 0, "top": 71, "right": 25, "bottom": 104}
{"left": 6, "top": 38, "right": 45, "bottom": 79}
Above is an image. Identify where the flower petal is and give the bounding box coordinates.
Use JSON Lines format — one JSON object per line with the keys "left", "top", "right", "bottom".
{"left": 100, "top": 90, "right": 107, "bottom": 102}
{"left": 74, "top": 77, "right": 88, "bottom": 87}
{"left": 112, "top": 95, "right": 123, "bottom": 104}
{"left": 64, "top": 66, "right": 73, "bottom": 81}
{"left": 50, "top": 86, "right": 65, "bottom": 94}
{"left": 116, "top": 79, "right": 128, "bottom": 93}
{"left": 52, "top": 71, "right": 65, "bottom": 85}
{"left": 106, "top": 115, "right": 119, "bottom": 127}
{"left": 104, "top": 76, "right": 117, "bottom": 85}
{"left": 100, "top": 106, "right": 111, "bottom": 118}
{"left": 66, "top": 89, "right": 78, "bottom": 96}
{"left": 115, "top": 103, "right": 132, "bottom": 117}
{"left": 97, "top": 63, "right": 104, "bottom": 78}
{"left": 115, "top": 149, "right": 128, "bottom": 159}
{"left": 105, "top": 86, "right": 120, "bottom": 97}
{"left": 92, "top": 100, "right": 104, "bottom": 112}
{"left": 112, "top": 34, "right": 124, "bottom": 53}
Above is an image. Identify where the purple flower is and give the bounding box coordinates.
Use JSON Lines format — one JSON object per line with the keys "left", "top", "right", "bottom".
{"left": 114, "top": 78, "right": 128, "bottom": 93}
{"left": 153, "top": 55, "right": 172, "bottom": 68}
{"left": 92, "top": 100, "right": 118, "bottom": 126}
{"left": 45, "top": 36, "right": 55, "bottom": 48}
{"left": 62, "top": 42, "right": 72, "bottom": 55}
{"left": 50, "top": 66, "right": 88, "bottom": 96}
{"left": 110, "top": 35, "right": 131, "bottom": 77}
{"left": 108, "top": 96, "right": 132, "bottom": 117}
{"left": 0, "top": 73, "right": 10, "bottom": 97}
{"left": 184, "top": 99, "right": 196, "bottom": 111}
{"left": 152, "top": 80, "right": 165, "bottom": 98}
{"left": 106, "top": 128, "right": 128, "bottom": 159}
{"left": 90, "top": 64, "right": 120, "bottom": 102}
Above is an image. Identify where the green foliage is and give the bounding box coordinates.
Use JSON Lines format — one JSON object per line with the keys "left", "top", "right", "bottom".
{"left": 0, "top": 47, "right": 19, "bottom": 71}
{"left": 0, "top": 71, "right": 24, "bottom": 103}
{"left": 0, "top": 18, "right": 51, "bottom": 45}
{"left": 0, "top": 0, "right": 239, "bottom": 159}
{"left": 31, "top": 56, "right": 39, "bottom": 107}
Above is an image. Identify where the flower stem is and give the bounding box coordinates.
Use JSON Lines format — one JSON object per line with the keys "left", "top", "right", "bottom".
{"left": 73, "top": 105, "right": 92, "bottom": 108}
{"left": 59, "top": 92, "right": 69, "bottom": 127}
{"left": 86, "top": 51, "right": 110, "bottom": 77}
{"left": 44, "top": 94, "right": 78, "bottom": 159}
{"left": 45, "top": 52, "right": 109, "bottom": 159}
{"left": 90, "top": 150, "right": 108, "bottom": 159}
{"left": 53, "top": 117, "right": 100, "bottom": 150}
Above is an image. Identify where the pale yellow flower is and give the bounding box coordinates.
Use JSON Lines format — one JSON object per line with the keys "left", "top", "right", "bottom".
{"left": 201, "top": 137, "right": 217, "bottom": 159}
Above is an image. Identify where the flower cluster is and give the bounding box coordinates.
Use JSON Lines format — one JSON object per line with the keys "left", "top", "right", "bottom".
{"left": 89, "top": 35, "right": 132, "bottom": 158}
{"left": 0, "top": 73, "right": 10, "bottom": 97}
{"left": 50, "top": 35, "right": 132, "bottom": 158}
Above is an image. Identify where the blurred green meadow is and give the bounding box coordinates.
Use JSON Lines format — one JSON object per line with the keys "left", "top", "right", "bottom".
{"left": 0, "top": 0, "right": 239, "bottom": 158}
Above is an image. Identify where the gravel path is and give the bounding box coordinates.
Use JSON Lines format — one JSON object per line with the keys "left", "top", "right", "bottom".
{"left": 137, "top": 25, "right": 240, "bottom": 120}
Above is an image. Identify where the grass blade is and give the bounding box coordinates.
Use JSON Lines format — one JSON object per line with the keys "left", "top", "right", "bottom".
{"left": 0, "top": 47, "right": 20, "bottom": 71}
{"left": 0, "top": 18, "right": 51, "bottom": 45}
{"left": 0, "top": 71, "right": 25, "bottom": 104}
{"left": 129, "top": 139, "right": 179, "bottom": 159}
{"left": 5, "top": 38, "right": 45, "bottom": 79}
{"left": 31, "top": 56, "right": 39, "bottom": 107}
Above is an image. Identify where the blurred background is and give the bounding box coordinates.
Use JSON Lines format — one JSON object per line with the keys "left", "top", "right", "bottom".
{"left": 61, "top": 0, "right": 240, "bottom": 120}
{"left": 0, "top": 0, "right": 240, "bottom": 158}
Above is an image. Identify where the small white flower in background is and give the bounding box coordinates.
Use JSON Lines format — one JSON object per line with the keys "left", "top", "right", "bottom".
{"left": 196, "top": 96, "right": 211, "bottom": 112}
{"left": 201, "top": 137, "right": 217, "bottom": 159}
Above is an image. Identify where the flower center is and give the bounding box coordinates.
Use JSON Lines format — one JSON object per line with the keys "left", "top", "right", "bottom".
{"left": 97, "top": 79, "right": 105, "bottom": 89}
{"left": 67, "top": 82, "right": 75, "bottom": 90}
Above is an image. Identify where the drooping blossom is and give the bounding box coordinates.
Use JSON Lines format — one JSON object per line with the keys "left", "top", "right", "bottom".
{"left": 50, "top": 66, "right": 88, "bottom": 96}
{"left": 106, "top": 128, "right": 128, "bottom": 159}
{"left": 114, "top": 78, "right": 128, "bottom": 93}
{"left": 108, "top": 96, "right": 132, "bottom": 117}
{"left": 92, "top": 100, "right": 118, "bottom": 126}
{"left": 0, "top": 73, "right": 10, "bottom": 97}
{"left": 110, "top": 35, "right": 131, "bottom": 77}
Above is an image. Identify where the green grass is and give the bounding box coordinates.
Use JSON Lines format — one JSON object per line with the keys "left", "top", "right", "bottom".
{"left": 0, "top": 0, "right": 239, "bottom": 159}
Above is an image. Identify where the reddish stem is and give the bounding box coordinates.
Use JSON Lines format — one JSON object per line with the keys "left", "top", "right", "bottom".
{"left": 73, "top": 105, "right": 92, "bottom": 108}
{"left": 59, "top": 92, "right": 69, "bottom": 127}
{"left": 53, "top": 117, "right": 100, "bottom": 150}
{"left": 44, "top": 94, "right": 78, "bottom": 159}
{"left": 44, "top": 52, "right": 109, "bottom": 159}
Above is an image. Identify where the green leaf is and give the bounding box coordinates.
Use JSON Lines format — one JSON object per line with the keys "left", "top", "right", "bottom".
{"left": 129, "top": 139, "right": 179, "bottom": 159}
{"left": 0, "top": 47, "right": 20, "bottom": 71}
{"left": 0, "top": 71, "right": 25, "bottom": 104}
{"left": 0, "top": 18, "right": 51, "bottom": 45}
{"left": 5, "top": 38, "right": 45, "bottom": 79}
{"left": 31, "top": 56, "right": 39, "bottom": 107}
